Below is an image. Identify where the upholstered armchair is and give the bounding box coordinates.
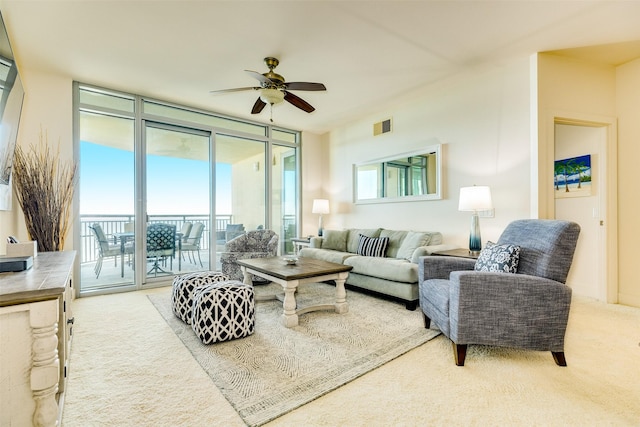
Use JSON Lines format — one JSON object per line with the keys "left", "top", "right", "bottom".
{"left": 419, "top": 219, "right": 580, "bottom": 366}
{"left": 220, "top": 230, "right": 279, "bottom": 281}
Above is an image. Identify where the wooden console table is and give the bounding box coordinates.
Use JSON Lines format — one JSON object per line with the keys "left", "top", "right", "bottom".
{"left": 431, "top": 248, "right": 480, "bottom": 259}
{"left": 0, "top": 251, "right": 76, "bottom": 427}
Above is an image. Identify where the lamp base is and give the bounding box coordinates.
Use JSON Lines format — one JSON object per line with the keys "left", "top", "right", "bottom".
{"left": 318, "top": 215, "right": 324, "bottom": 237}
{"left": 469, "top": 213, "right": 482, "bottom": 253}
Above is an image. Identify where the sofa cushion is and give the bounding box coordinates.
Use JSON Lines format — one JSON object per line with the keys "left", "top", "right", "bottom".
{"left": 396, "top": 231, "right": 432, "bottom": 261}
{"left": 344, "top": 256, "right": 418, "bottom": 283}
{"left": 356, "top": 235, "right": 389, "bottom": 257}
{"left": 299, "top": 247, "right": 356, "bottom": 264}
{"left": 346, "top": 228, "right": 381, "bottom": 253}
{"left": 321, "top": 229, "right": 348, "bottom": 252}
{"left": 379, "top": 230, "right": 408, "bottom": 258}
{"left": 474, "top": 242, "right": 521, "bottom": 273}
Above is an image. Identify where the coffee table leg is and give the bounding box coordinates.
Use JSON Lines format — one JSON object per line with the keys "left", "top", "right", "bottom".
{"left": 241, "top": 266, "right": 252, "bottom": 286}
{"left": 282, "top": 282, "right": 299, "bottom": 327}
{"left": 335, "top": 275, "right": 349, "bottom": 314}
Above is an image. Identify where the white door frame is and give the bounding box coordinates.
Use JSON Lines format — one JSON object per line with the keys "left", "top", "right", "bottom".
{"left": 544, "top": 111, "right": 618, "bottom": 303}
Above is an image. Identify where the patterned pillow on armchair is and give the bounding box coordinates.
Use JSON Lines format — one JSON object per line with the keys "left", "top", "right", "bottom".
{"left": 474, "top": 242, "right": 521, "bottom": 273}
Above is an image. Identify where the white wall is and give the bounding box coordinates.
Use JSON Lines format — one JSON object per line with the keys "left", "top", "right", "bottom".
{"left": 616, "top": 58, "right": 640, "bottom": 307}
{"left": 300, "top": 131, "right": 327, "bottom": 237}
{"left": 2, "top": 69, "right": 74, "bottom": 253}
{"left": 319, "top": 58, "right": 533, "bottom": 248}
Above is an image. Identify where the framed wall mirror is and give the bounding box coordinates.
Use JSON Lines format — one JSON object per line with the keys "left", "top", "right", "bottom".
{"left": 0, "top": 12, "right": 25, "bottom": 210}
{"left": 354, "top": 144, "right": 442, "bottom": 204}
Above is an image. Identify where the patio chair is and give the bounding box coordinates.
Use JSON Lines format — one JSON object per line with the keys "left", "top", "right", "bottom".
{"left": 418, "top": 219, "right": 580, "bottom": 366}
{"left": 215, "top": 223, "right": 245, "bottom": 246}
{"left": 220, "top": 229, "right": 279, "bottom": 281}
{"left": 89, "top": 223, "right": 122, "bottom": 278}
{"left": 179, "top": 222, "right": 193, "bottom": 244}
{"left": 147, "top": 223, "right": 176, "bottom": 276}
{"left": 182, "top": 222, "right": 205, "bottom": 267}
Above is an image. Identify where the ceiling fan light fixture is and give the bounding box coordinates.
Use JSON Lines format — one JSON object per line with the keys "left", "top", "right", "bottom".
{"left": 260, "top": 88, "right": 285, "bottom": 105}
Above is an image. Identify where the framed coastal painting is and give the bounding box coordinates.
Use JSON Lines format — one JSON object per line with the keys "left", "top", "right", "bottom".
{"left": 554, "top": 154, "right": 592, "bottom": 198}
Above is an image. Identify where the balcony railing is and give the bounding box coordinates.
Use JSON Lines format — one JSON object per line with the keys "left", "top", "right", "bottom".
{"left": 80, "top": 214, "right": 297, "bottom": 264}
{"left": 80, "top": 214, "right": 232, "bottom": 264}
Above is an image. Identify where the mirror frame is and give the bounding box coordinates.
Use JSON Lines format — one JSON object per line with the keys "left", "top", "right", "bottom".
{"left": 353, "top": 144, "right": 442, "bottom": 204}
{"left": 0, "top": 12, "right": 25, "bottom": 210}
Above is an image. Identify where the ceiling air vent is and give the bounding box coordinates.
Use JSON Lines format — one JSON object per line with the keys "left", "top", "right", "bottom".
{"left": 373, "top": 118, "right": 392, "bottom": 136}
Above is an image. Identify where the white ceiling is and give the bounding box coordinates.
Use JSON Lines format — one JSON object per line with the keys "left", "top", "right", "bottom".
{"left": 2, "top": 1, "right": 640, "bottom": 135}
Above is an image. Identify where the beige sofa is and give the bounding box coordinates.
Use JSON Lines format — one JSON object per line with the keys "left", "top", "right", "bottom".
{"left": 299, "top": 228, "right": 452, "bottom": 310}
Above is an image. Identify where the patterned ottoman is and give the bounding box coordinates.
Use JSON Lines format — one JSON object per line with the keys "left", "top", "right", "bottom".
{"left": 191, "top": 281, "right": 255, "bottom": 344}
{"left": 171, "top": 271, "right": 230, "bottom": 324}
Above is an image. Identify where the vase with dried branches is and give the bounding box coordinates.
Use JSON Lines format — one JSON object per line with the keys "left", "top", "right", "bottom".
{"left": 12, "top": 130, "right": 76, "bottom": 252}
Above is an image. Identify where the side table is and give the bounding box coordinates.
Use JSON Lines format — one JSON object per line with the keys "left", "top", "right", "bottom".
{"left": 291, "top": 237, "right": 311, "bottom": 255}
{"left": 431, "top": 248, "right": 480, "bottom": 259}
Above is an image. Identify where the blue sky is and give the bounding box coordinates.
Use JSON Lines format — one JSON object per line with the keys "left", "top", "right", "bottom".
{"left": 80, "top": 141, "right": 231, "bottom": 215}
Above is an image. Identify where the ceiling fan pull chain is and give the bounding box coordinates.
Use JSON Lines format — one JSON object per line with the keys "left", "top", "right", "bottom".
{"left": 270, "top": 104, "right": 274, "bottom": 122}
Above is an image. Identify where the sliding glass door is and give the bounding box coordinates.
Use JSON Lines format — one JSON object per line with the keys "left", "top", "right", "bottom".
{"left": 213, "top": 133, "right": 266, "bottom": 268}
{"left": 144, "top": 123, "right": 211, "bottom": 283}
{"left": 79, "top": 111, "right": 136, "bottom": 292}
{"left": 273, "top": 144, "right": 298, "bottom": 255}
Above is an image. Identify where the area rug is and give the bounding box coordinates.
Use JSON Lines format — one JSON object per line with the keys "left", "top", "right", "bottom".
{"left": 149, "top": 282, "right": 440, "bottom": 426}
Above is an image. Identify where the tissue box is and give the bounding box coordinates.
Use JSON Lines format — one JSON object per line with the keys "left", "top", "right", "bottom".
{"left": 6, "top": 241, "right": 38, "bottom": 258}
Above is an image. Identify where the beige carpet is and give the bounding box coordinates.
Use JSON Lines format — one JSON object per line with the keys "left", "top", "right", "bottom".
{"left": 62, "top": 286, "right": 640, "bottom": 426}
{"left": 148, "top": 282, "right": 440, "bottom": 426}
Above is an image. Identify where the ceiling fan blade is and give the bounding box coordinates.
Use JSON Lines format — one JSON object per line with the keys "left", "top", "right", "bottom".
{"left": 284, "top": 91, "right": 315, "bottom": 113}
{"left": 210, "top": 87, "right": 259, "bottom": 94}
{"left": 251, "top": 97, "right": 267, "bottom": 114}
{"left": 284, "top": 82, "right": 326, "bottom": 91}
{"left": 245, "top": 70, "right": 272, "bottom": 86}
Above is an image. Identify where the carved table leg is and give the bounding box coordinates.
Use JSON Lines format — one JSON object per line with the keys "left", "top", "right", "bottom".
{"left": 282, "top": 281, "right": 299, "bottom": 327}
{"left": 334, "top": 274, "right": 349, "bottom": 314}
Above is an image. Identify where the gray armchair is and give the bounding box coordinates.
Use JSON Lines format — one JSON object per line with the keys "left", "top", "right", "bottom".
{"left": 419, "top": 219, "right": 580, "bottom": 366}
{"left": 220, "top": 229, "right": 279, "bottom": 281}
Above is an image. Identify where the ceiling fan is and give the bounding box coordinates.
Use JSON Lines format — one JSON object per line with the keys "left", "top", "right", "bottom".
{"left": 210, "top": 57, "right": 326, "bottom": 121}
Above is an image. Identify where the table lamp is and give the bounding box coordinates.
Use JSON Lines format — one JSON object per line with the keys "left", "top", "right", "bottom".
{"left": 458, "top": 186, "right": 493, "bottom": 254}
{"left": 312, "top": 199, "right": 330, "bottom": 236}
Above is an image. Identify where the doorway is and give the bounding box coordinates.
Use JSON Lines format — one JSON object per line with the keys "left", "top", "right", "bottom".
{"left": 553, "top": 116, "right": 618, "bottom": 303}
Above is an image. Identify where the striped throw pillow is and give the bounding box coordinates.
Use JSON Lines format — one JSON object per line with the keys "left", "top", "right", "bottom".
{"left": 356, "top": 234, "right": 389, "bottom": 257}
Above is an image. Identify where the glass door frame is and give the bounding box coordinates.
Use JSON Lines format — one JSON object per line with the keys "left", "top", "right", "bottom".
{"left": 138, "top": 120, "right": 213, "bottom": 287}
{"left": 212, "top": 131, "right": 271, "bottom": 269}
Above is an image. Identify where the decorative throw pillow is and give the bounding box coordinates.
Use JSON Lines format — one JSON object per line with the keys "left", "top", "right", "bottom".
{"left": 474, "top": 242, "right": 521, "bottom": 273}
{"left": 396, "top": 231, "right": 431, "bottom": 260}
{"left": 321, "top": 229, "right": 348, "bottom": 252}
{"left": 356, "top": 234, "right": 389, "bottom": 257}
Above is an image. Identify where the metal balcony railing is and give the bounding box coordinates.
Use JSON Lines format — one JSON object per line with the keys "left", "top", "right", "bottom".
{"left": 80, "top": 214, "right": 297, "bottom": 263}
{"left": 80, "top": 214, "right": 232, "bottom": 264}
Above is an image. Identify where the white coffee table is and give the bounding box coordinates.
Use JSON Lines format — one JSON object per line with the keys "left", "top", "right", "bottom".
{"left": 236, "top": 256, "right": 353, "bottom": 327}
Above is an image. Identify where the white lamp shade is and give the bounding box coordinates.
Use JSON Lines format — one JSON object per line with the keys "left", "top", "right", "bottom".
{"left": 458, "top": 186, "right": 493, "bottom": 211}
{"left": 312, "top": 199, "right": 330, "bottom": 214}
